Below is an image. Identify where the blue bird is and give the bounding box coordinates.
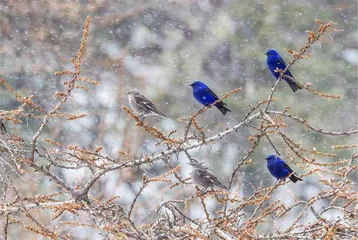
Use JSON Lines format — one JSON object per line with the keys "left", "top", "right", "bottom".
{"left": 189, "top": 81, "right": 231, "bottom": 115}
{"left": 266, "top": 154, "right": 302, "bottom": 183}
{"left": 265, "top": 49, "right": 302, "bottom": 92}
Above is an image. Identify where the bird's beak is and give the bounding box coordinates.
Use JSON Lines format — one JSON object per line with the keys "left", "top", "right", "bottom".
{"left": 188, "top": 84, "right": 193, "bottom": 87}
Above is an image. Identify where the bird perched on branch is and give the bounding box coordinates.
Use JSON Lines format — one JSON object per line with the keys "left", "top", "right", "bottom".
{"left": 189, "top": 81, "right": 231, "bottom": 115}
{"left": 266, "top": 154, "right": 303, "bottom": 183}
{"left": 265, "top": 49, "right": 302, "bottom": 92}
{"left": 189, "top": 161, "right": 229, "bottom": 191}
{"left": 127, "top": 90, "right": 166, "bottom": 119}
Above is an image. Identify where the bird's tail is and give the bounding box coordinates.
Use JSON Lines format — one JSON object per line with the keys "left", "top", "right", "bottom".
{"left": 215, "top": 102, "right": 231, "bottom": 115}
{"left": 0, "top": 117, "right": 8, "bottom": 136}
{"left": 215, "top": 182, "right": 229, "bottom": 191}
{"left": 152, "top": 109, "right": 166, "bottom": 118}
{"left": 157, "top": 111, "right": 167, "bottom": 118}
{"left": 285, "top": 78, "right": 302, "bottom": 92}
{"left": 0, "top": 123, "right": 7, "bottom": 135}
{"left": 289, "top": 174, "right": 303, "bottom": 183}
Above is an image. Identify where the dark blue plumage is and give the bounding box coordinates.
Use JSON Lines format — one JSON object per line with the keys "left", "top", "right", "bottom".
{"left": 266, "top": 154, "right": 302, "bottom": 183}
{"left": 265, "top": 49, "right": 302, "bottom": 92}
{"left": 189, "top": 81, "right": 231, "bottom": 115}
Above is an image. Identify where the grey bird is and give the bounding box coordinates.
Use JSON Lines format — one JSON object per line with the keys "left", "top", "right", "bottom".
{"left": 189, "top": 161, "right": 229, "bottom": 191}
{"left": 127, "top": 90, "right": 167, "bottom": 119}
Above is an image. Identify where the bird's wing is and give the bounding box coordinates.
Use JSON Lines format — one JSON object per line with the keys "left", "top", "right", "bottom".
{"left": 203, "top": 87, "right": 225, "bottom": 104}
{"left": 134, "top": 94, "right": 164, "bottom": 115}
{"left": 278, "top": 56, "right": 294, "bottom": 78}
{"left": 197, "top": 168, "right": 222, "bottom": 185}
{"left": 277, "top": 56, "right": 287, "bottom": 68}
{"left": 197, "top": 168, "right": 214, "bottom": 181}
{"left": 281, "top": 161, "right": 294, "bottom": 173}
